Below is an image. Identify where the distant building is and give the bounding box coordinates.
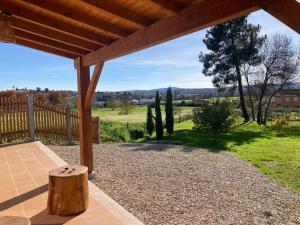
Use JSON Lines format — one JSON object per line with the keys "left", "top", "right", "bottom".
{"left": 131, "top": 99, "right": 139, "bottom": 105}
{"left": 94, "top": 101, "right": 105, "bottom": 107}
{"left": 271, "top": 89, "right": 300, "bottom": 108}
{"left": 138, "top": 98, "right": 155, "bottom": 105}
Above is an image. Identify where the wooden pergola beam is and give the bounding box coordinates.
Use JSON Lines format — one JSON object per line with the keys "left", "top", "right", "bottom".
{"left": 147, "top": 0, "right": 184, "bottom": 14}
{"left": 21, "top": 0, "right": 129, "bottom": 39}
{"left": 0, "top": 0, "right": 112, "bottom": 46}
{"left": 82, "top": 0, "right": 153, "bottom": 28}
{"left": 12, "top": 17, "right": 100, "bottom": 51}
{"left": 15, "top": 38, "right": 78, "bottom": 59}
{"left": 76, "top": 57, "right": 94, "bottom": 173}
{"left": 84, "top": 62, "right": 104, "bottom": 111}
{"left": 261, "top": 0, "right": 300, "bottom": 34}
{"left": 83, "top": 0, "right": 273, "bottom": 66}
{"left": 14, "top": 29, "right": 89, "bottom": 56}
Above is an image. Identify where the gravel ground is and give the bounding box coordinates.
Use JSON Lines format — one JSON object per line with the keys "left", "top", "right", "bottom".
{"left": 49, "top": 143, "right": 300, "bottom": 225}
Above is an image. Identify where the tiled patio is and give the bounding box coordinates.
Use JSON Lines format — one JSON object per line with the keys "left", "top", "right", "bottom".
{"left": 0, "top": 141, "right": 143, "bottom": 225}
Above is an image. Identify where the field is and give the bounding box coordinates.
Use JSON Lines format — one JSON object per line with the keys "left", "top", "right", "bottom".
{"left": 163, "top": 120, "right": 300, "bottom": 194}
{"left": 92, "top": 105, "right": 193, "bottom": 123}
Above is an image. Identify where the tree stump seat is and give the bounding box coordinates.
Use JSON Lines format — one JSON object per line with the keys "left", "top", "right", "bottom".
{"left": 0, "top": 216, "right": 30, "bottom": 225}
{"left": 47, "top": 164, "right": 89, "bottom": 216}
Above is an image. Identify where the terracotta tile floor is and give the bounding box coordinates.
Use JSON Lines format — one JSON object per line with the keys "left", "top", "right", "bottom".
{"left": 0, "top": 142, "right": 139, "bottom": 225}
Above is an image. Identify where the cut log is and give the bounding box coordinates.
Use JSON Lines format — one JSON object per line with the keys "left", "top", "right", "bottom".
{"left": 0, "top": 216, "right": 30, "bottom": 225}
{"left": 47, "top": 164, "right": 89, "bottom": 216}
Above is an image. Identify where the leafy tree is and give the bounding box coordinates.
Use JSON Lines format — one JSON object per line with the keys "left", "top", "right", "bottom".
{"left": 165, "top": 87, "right": 174, "bottom": 135}
{"left": 200, "top": 16, "right": 265, "bottom": 122}
{"left": 146, "top": 104, "right": 154, "bottom": 136}
{"left": 154, "top": 91, "right": 163, "bottom": 140}
{"left": 193, "top": 99, "right": 236, "bottom": 134}
{"left": 36, "top": 87, "right": 41, "bottom": 92}
{"left": 106, "top": 96, "right": 118, "bottom": 111}
{"left": 119, "top": 97, "right": 133, "bottom": 115}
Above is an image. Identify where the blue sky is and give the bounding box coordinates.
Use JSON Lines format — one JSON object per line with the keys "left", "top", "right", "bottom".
{"left": 0, "top": 10, "right": 299, "bottom": 92}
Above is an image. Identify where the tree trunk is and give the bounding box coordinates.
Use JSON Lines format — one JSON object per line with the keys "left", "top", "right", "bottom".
{"left": 245, "top": 74, "right": 255, "bottom": 121}
{"left": 47, "top": 165, "right": 89, "bottom": 216}
{"left": 236, "top": 67, "right": 250, "bottom": 122}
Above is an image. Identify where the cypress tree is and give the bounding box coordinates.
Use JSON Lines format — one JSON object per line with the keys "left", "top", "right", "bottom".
{"left": 165, "top": 87, "right": 174, "bottom": 135}
{"left": 146, "top": 104, "right": 154, "bottom": 136}
{"left": 155, "top": 91, "right": 163, "bottom": 140}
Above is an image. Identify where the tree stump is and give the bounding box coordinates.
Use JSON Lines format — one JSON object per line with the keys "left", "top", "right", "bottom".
{"left": 0, "top": 216, "right": 30, "bottom": 225}
{"left": 47, "top": 164, "right": 89, "bottom": 216}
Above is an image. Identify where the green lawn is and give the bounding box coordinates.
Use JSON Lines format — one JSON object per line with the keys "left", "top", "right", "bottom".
{"left": 163, "top": 120, "right": 300, "bottom": 194}
{"left": 92, "top": 105, "right": 193, "bottom": 123}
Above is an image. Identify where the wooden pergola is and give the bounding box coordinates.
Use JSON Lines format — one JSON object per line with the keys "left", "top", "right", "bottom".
{"left": 1, "top": 0, "right": 299, "bottom": 173}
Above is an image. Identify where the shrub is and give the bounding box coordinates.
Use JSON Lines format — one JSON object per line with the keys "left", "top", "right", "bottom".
{"left": 193, "top": 99, "right": 236, "bottom": 134}
{"left": 100, "top": 121, "right": 130, "bottom": 142}
{"left": 100, "top": 121, "right": 146, "bottom": 142}
{"left": 270, "top": 119, "right": 287, "bottom": 131}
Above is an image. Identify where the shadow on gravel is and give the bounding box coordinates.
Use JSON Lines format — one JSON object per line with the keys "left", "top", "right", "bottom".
{"left": 118, "top": 143, "right": 196, "bottom": 153}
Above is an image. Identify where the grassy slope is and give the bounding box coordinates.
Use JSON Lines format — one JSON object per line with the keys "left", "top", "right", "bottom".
{"left": 92, "top": 105, "right": 192, "bottom": 123}
{"left": 164, "top": 120, "right": 300, "bottom": 194}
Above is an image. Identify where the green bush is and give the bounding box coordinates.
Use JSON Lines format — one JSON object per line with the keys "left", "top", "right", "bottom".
{"left": 100, "top": 121, "right": 130, "bottom": 142}
{"left": 100, "top": 121, "right": 146, "bottom": 142}
{"left": 193, "top": 99, "right": 237, "bottom": 134}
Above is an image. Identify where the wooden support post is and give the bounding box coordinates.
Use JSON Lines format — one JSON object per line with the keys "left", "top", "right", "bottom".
{"left": 27, "top": 94, "right": 35, "bottom": 141}
{"left": 65, "top": 107, "right": 72, "bottom": 145}
{"left": 76, "top": 57, "right": 93, "bottom": 173}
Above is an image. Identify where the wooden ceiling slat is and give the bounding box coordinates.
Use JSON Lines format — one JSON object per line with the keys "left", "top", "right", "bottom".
{"left": 83, "top": 0, "right": 272, "bottom": 66}
{"left": 12, "top": 17, "right": 100, "bottom": 52}
{"left": 261, "top": 0, "right": 300, "bottom": 34}
{"left": 15, "top": 38, "right": 78, "bottom": 59}
{"left": 14, "top": 29, "right": 90, "bottom": 56}
{"left": 22, "top": 0, "right": 130, "bottom": 39}
{"left": 0, "top": 0, "right": 112, "bottom": 46}
{"left": 146, "top": 0, "right": 185, "bottom": 14}
{"left": 82, "top": 0, "right": 153, "bottom": 28}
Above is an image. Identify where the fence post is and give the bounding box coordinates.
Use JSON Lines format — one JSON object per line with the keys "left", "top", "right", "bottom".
{"left": 66, "top": 107, "right": 72, "bottom": 145}
{"left": 27, "top": 94, "right": 35, "bottom": 141}
{"left": 94, "top": 117, "right": 100, "bottom": 144}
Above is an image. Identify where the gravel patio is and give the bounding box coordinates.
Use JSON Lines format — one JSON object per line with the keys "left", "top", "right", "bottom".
{"left": 49, "top": 143, "right": 300, "bottom": 225}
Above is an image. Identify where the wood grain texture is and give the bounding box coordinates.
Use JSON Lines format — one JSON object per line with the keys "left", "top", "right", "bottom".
{"left": 47, "top": 165, "right": 89, "bottom": 216}
{"left": 83, "top": 0, "right": 272, "bottom": 66}
{"left": 76, "top": 57, "right": 94, "bottom": 173}
{"left": 261, "top": 0, "right": 300, "bottom": 34}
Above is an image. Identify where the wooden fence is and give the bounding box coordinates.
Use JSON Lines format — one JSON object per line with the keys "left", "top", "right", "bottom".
{"left": 0, "top": 95, "right": 99, "bottom": 144}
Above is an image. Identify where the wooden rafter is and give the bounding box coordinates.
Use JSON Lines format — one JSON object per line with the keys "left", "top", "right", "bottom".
{"left": 261, "top": 0, "right": 300, "bottom": 34}
{"left": 146, "top": 0, "right": 184, "bottom": 14}
{"left": 0, "top": 0, "right": 112, "bottom": 46}
{"left": 15, "top": 39, "right": 78, "bottom": 59}
{"left": 82, "top": 0, "right": 273, "bottom": 66}
{"left": 14, "top": 29, "right": 89, "bottom": 56}
{"left": 81, "top": 0, "right": 153, "bottom": 28}
{"left": 21, "top": 0, "right": 130, "bottom": 39}
{"left": 11, "top": 17, "right": 100, "bottom": 51}
{"left": 84, "top": 62, "right": 104, "bottom": 111}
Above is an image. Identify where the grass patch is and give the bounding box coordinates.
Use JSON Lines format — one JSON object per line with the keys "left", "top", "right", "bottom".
{"left": 162, "top": 120, "right": 300, "bottom": 194}
{"left": 92, "top": 105, "right": 193, "bottom": 123}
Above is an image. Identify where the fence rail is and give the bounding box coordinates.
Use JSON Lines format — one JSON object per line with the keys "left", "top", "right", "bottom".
{"left": 0, "top": 95, "right": 99, "bottom": 144}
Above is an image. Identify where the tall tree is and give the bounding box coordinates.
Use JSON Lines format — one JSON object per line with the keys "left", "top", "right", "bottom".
{"left": 155, "top": 91, "right": 163, "bottom": 140}
{"left": 200, "top": 16, "right": 265, "bottom": 122}
{"left": 165, "top": 87, "right": 174, "bottom": 135}
{"left": 247, "top": 34, "right": 299, "bottom": 124}
{"left": 146, "top": 104, "right": 154, "bottom": 136}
